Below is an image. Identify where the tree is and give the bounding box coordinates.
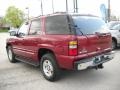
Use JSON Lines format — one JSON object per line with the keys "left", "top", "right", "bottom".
{"left": 0, "top": 17, "right": 6, "bottom": 27}
{"left": 5, "top": 6, "right": 24, "bottom": 28}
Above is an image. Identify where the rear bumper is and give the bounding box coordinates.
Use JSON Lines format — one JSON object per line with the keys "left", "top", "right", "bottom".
{"left": 74, "top": 51, "right": 115, "bottom": 70}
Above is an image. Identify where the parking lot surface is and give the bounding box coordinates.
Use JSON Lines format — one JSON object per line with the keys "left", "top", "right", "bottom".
{"left": 0, "top": 33, "right": 120, "bottom": 90}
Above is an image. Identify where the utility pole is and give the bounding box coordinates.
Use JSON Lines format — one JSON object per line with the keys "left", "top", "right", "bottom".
{"left": 73, "top": 0, "right": 78, "bottom": 13}
{"left": 41, "top": 0, "right": 43, "bottom": 15}
{"left": 25, "top": 7, "right": 29, "bottom": 20}
{"left": 73, "top": 0, "right": 75, "bottom": 13}
{"left": 66, "top": 0, "right": 68, "bottom": 12}
{"left": 52, "top": 0, "right": 54, "bottom": 13}
{"left": 75, "top": 0, "right": 78, "bottom": 13}
{"left": 108, "top": 0, "right": 111, "bottom": 22}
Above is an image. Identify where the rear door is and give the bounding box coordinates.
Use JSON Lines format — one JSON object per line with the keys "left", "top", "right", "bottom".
{"left": 72, "top": 15, "right": 111, "bottom": 57}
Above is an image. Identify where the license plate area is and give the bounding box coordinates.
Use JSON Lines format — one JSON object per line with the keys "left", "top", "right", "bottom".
{"left": 77, "top": 60, "right": 93, "bottom": 70}
{"left": 76, "top": 51, "right": 114, "bottom": 70}
{"left": 93, "top": 56, "right": 102, "bottom": 64}
{"left": 77, "top": 56, "right": 103, "bottom": 70}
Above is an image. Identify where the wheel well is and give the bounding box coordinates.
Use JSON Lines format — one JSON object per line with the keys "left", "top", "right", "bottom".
{"left": 112, "top": 37, "right": 117, "bottom": 44}
{"left": 38, "top": 48, "right": 55, "bottom": 60}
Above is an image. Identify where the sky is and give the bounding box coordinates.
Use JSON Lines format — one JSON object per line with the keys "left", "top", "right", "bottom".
{"left": 0, "top": 0, "right": 120, "bottom": 17}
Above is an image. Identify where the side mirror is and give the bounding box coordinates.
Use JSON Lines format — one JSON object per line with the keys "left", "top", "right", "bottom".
{"left": 9, "top": 30, "right": 17, "bottom": 36}
{"left": 17, "top": 32, "right": 25, "bottom": 37}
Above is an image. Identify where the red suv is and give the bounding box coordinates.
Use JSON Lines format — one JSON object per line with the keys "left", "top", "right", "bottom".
{"left": 6, "top": 13, "right": 114, "bottom": 81}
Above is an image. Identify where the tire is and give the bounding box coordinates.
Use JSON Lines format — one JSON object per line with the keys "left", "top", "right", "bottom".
{"left": 40, "top": 53, "right": 60, "bottom": 81}
{"left": 7, "top": 46, "right": 17, "bottom": 63}
{"left": 112, "top": 40, "right": 117, "bottom": 50}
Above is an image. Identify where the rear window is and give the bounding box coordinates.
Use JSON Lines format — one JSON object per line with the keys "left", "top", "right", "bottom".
{"left": 46, "top": 15, "right": 70, "bottom": 34}
{"left": 72, "top": 16, "right": 108, "bottom": 35}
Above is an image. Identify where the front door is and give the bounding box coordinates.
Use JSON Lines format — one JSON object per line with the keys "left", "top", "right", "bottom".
{"left": 13, "top": 22, "right": 29, "bottom": 57}
{"left": 21, "top": 18, "right": 42, "bottom": 64}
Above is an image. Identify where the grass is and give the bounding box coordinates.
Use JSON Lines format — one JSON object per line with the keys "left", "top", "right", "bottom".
{"left": 0, "top": 29, "right": 9, "bottom": 33}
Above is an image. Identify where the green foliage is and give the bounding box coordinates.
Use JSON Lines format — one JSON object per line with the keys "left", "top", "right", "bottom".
{"left": 0, "top": 29, "right": 8, "bottom": 33}
{"left": 5, "top": 6, "right": 24, "bottom": 28}
{"left": 0, "top": 18, "right": 6, "bottom": 26}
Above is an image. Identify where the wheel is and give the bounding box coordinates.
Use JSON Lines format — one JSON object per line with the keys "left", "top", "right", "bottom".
{"left": 40, "top": 53, "right": 60, "bottom": 81}
{"left": 112, "top": 40, "right": 117, "bottom": 50}
{"left": 7, "top": 46, "right": 17, "bottom": 63}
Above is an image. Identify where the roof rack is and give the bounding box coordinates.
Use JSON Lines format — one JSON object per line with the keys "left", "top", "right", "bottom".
{"left": 29, "top": 12, "right": 99, "bottom": 20}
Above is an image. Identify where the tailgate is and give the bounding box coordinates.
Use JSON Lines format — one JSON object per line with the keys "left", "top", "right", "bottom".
{"left": 86, "top": 33, "right": 112, "bottom": 57}
{"left": 71, "top": 15, "right": 112, "bottom": 57}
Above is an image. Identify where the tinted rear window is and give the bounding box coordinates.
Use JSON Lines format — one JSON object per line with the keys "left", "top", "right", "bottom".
{"left": 46, "top": 15, "right": 70, "bottom": 34}
{"left": 72, "top": 16, "right": 108, "bottom": 35}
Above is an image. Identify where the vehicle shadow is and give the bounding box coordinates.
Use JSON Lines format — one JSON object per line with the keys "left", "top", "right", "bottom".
{"left": 114, "top": 47, "right": 120, "bottom": 51}
{"left": 60, "top": 69, "right": 108, "bottom": 83}
{"left": 10, "top": 57, "right": 113, "bottom": 85}
{"left": 18, "top": 62, "right": 102, "bottom": 83}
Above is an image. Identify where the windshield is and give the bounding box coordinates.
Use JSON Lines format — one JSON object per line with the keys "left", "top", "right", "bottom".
{"left": 72, "top": 16, "right": 108, "bottom": 35}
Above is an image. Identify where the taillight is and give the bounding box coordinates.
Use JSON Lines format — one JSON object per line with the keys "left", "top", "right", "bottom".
{"left": 69, "top": 41, "right": 78, "bottom": 56}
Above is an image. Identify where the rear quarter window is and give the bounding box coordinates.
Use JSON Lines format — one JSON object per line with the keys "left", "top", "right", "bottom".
{"left": 46, "top": 15, "right": 70, "bottom": 35}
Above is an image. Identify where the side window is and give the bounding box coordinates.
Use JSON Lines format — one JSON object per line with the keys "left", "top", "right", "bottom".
{"left": 46, "top": 15, "right": 70, "bottom": 34}
{"left": 18, "top": 22, "right": 29, "bottom": 36}
{"left": 29, "top": 19, "right": 41, "bottom": 35}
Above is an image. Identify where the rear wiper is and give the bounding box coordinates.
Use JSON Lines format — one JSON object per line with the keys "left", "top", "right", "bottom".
{"left": 74, "top": 25, "right": 84, "bottom": 35}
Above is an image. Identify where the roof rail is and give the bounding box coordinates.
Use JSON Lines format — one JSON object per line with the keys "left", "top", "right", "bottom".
{"left": 53, "top": 12, "right": 67, "bottom": 14}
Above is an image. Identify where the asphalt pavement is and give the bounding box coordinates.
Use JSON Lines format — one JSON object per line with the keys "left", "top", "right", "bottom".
{"left": 0, "top": 33, "right": 120, "bottom": 90}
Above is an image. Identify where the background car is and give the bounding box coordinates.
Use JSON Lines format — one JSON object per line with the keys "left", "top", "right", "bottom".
{"left": 107, "top": 21, "right": 120, "bottom": 29}
{"left": 108, "top": 22, "right": 120, "bottom": 49}
{"left": 8, "top": 28, "right": 18, "bottom": 36}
